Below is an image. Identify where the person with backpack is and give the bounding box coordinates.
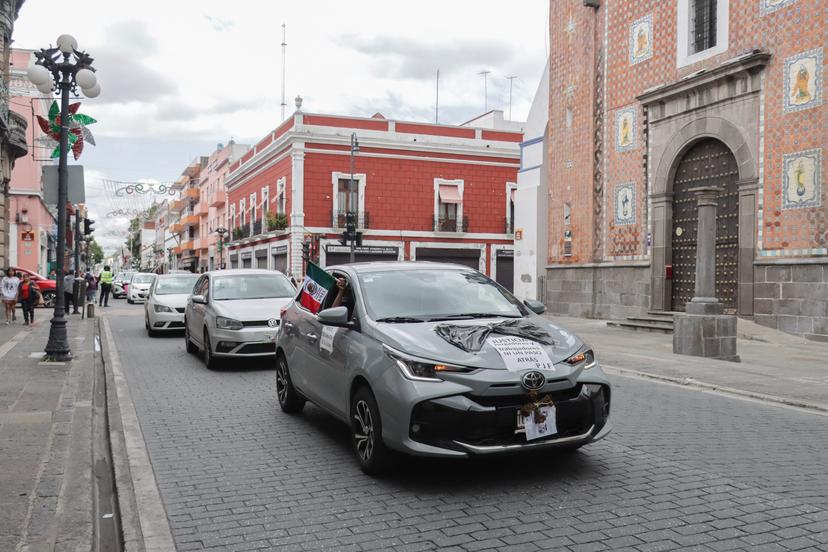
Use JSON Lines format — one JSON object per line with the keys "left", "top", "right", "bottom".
{"left": 84, "top": 268, "right": 98, "bottom": 303}
{"left": 18, "top": 272, "right": 41, "bottom": 326}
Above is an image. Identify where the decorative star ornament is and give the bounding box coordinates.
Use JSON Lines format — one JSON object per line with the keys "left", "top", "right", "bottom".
{"left": 36, "top": 101, "right": 97, "bottom": 160}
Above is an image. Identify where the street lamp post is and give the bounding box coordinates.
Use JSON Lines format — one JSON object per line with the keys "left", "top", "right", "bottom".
{"left": 215, "top": 227, "right": 228, "bottom": 270}
{"left": 348, "top": 133, "right": 359, "bottom": 263}
{"left": 28, "top": 34, "right": 100, "bottom": 361}
{"left": 72, "top": 208, "right": 80, "bottom": 314}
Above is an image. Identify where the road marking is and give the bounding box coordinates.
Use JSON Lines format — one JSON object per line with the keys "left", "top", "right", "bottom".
{"left": 101, "top": 317, "right": 176, "bottom": 552}
{"left": 604, "top": 364, "right": 828, "bottom": 417}
{"left": 0, "top": 328, "right": 29, "bottom": 361}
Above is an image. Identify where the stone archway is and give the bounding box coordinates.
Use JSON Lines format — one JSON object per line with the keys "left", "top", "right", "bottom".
{"left": 649, "top": 117, "right": 758, "bottom": 316}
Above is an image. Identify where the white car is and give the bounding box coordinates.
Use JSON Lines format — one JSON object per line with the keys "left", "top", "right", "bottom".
{"left": 184, "top": 269, "right": 295, "bottom": 369}
{"left": 145, "top": 273, "right": 201, "bottom": 336}
{"left": 127, "top": 273, "right": 157, "bottom": 304}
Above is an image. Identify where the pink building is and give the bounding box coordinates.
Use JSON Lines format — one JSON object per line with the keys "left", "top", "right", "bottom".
{"left": 7, "top": 48, "right": 56, "bottom": 276}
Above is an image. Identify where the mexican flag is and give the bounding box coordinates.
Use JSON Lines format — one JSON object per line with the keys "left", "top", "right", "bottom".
{"left": 299, "top": 262, "right": 336, "bottom": 314}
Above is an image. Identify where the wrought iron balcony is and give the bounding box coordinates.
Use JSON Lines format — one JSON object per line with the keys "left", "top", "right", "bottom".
{"left": 232, "top": 226, "right": 251, "bottom": 241}
{"left": 331, "top": 210, "right": 370, "bottom": 229}
{"left": 434, "top": 215, "right": 468, "bottom": 233}
{"left": 252, "top": 219, "right": 262, "bottom": 236}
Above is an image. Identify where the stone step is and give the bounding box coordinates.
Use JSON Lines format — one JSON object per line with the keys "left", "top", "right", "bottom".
{"left": 626, "top": 316, "right": 675, "bottom": 327}
{"left": 605, "top": 320, "right": 674, "bottom": 334}
{"left": 647, "top": 310, "right": 679, "bottom": 319}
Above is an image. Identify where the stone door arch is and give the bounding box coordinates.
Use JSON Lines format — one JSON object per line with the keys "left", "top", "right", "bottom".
{"left": 670, "top": 139, "right": 740, "bottom": 312}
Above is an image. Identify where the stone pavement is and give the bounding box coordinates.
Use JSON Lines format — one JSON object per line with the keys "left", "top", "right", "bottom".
{"left": 545, "top": 314, "right": 828, "bottom": 411}
{"left": 0, "top": 312, "right": 98, "bottom": 552}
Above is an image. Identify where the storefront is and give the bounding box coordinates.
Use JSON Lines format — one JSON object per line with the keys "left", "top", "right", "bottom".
{"left": 323, "top": 244, "right": 401, "bottom": 267}
{"left": 271, "top": 243, "right": 288, "bottom": 273}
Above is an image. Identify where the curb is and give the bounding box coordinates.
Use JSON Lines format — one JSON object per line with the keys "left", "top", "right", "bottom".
{"left": 101, "top": 316, "right": 176, "bottom": 552}
{"left": 603, "top": 364, "right": 828, "bottom": 415}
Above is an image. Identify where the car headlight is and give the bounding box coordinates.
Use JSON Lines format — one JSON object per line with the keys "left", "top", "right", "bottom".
{"left": 216, "top": 316, "right": 243, "bottom": 330}
{"left": 564, "top": 347, "right": 597, "bottom": 369}
{"left": 153, "top": 304, "right": 174, "bottom": 313}
{"left": 384, "top": 346, "right": 475, "bottom": 382}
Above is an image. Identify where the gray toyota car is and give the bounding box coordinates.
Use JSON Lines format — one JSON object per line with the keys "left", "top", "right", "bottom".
{"left": 276, "top": 262, "right": 612, "bottom": 474}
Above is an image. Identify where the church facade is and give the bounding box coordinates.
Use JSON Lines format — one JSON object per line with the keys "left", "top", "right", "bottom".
{"left": 544, "top": 0, "right": 826, "bottom": 340}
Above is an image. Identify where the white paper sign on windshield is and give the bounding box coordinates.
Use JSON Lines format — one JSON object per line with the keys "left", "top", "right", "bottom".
{"left": 320, "top": 326, "right": 338, "bottom": 354}
{"left": 488, "top": 336, "right": 554, "bottom": 372}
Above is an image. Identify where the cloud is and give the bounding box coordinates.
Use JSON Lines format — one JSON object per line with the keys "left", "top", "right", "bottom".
{"left": 154, "top": 97, "right": 263, "bottom": 122}
{"left": 337, "top": 34, "right": 519, "bottom": 80}
{"left": 204, "top": 14, "right": 235, "bottom": 33}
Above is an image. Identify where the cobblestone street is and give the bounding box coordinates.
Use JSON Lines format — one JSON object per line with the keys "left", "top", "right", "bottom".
{"left": 105, "top": 304, "right": 828, "bottom": 552}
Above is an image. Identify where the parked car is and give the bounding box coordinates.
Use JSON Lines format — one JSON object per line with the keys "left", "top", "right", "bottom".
{"left": 127, "top": 272, "right": 156, "bottom": 304}
{"left": 112, "top": 271, "right": 135, "bottom": 298}
{"left": 184, "top": 269, "right": 295, "bottom": 369}
{"left": 11, "top": 266, "right": 56, "bottom": 308}
{"left": 145, "top": 273, "right": 200, "bottom": 336}
{"left": 275, "top": 262, "right": 612, "bottom": 474}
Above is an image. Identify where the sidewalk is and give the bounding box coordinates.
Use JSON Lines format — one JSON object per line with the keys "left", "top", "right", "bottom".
{"left": 0, "top": 312, "right": 99, "bottom": 551}
{"left": 545, "top": 314, "right": 828, "bottom": 412}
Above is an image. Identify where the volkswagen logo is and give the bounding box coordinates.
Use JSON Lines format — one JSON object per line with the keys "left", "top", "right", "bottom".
{"left": 521, "top": 371, "right": 545, "bottom": 391}
{"left": 267, "top": 318, "right": 279, "bottom": 328}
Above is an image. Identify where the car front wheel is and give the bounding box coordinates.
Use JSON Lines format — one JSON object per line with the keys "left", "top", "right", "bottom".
{"left": 276, "top": 354, "right": 305, "bottom": 414}
{"left": 184, "top": 321, "right": 198, "bottom": 354}
{"left": 203, "top": 329, "right": 219, "bottom": 370}
{"left": 351, "top": 387, "right": 391, "bottom": 475}
{"left": 145, "top": 314, "right": 158, "bottom": 337}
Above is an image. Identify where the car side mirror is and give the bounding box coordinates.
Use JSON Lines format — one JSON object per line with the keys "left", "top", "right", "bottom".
{"left": 191, "top": 294, "right": 207, "bottom": 304}
{"left": 523, "top": 299, "right": 546, "bottom": 315}
{"left": 318, "top": 306, "right": 352, "bottom": 328}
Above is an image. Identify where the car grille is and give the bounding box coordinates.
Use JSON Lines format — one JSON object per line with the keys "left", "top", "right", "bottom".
{"left": 410, "top": 384, "right": 609, "bottom": 451}
{"left": 237, "top": 343, "right": 275, "bottom": 354}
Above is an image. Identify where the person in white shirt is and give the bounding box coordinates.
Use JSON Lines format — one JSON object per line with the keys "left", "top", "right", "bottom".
{"left": 2, "top": 268, "right": 21, "bottom": 324}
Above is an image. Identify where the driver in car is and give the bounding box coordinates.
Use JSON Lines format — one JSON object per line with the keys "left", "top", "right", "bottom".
{"left": 331, "top": 277, "right": 354, "bottom": 318}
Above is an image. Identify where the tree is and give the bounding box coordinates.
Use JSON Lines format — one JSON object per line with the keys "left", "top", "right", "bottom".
{"left": 87, "top": 238, "right": 104, "bottom": 265}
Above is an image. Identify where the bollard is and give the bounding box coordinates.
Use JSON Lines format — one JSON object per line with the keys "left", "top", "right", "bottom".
{"left": 86, "top": 302, "right": 95, "bottom": 318}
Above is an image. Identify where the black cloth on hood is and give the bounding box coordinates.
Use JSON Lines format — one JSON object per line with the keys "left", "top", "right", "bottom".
{"left": 434, "top": 319, "right": 557, "bottom": 352}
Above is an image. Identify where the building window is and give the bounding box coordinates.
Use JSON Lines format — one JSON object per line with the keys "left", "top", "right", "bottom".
{"left": 261, "top": 186, "right": 269, "bottom": 216}
{"left": 331, "top": 172, "right": 366, "bottom": 228}
{"left": 230, "top": 205, "right": 236, "bottom": 230}
{"left": 505, "top": 183, "right": 517, "bottom": 234}
{"left": 690, "top": 0, "right": 716, "bottom": 54}
{"left": 337, "top": 178, "right": 358, "bottom": 213}
{"left": 276, "top": 177, "right": 286, "bottom": 215}
{"left": 435, "top": 180, "right": 464, "bottom": 232}
{"left": 250, "top": 192, "right": 257, "bottom": 227}
{"left": 676, "top": 0, "right": 728, "bottom": 67}
{"left": 239, "top": 199, "right": 246, "bottom": 228}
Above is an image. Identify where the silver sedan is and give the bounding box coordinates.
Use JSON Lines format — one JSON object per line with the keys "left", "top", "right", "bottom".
{"left": 275, "top": 262, "right": 612, "bottom": 475}
{"left": 184, "top": 269, "right": 295, "bottom": 369}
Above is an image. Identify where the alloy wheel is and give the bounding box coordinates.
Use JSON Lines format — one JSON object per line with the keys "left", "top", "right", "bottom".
{"left": 353, "top": 400, "right": 374, "bottom": 462}
{"left": 276, "top": 359, "right": 288, "bottom": 404}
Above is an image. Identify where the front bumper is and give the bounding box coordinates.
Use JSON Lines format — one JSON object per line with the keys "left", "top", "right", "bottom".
{"left": 406, "top": 383, "right": 610, "bottom": 456}
{"left": 211, "top": 325, "right": 279, "bottom": 357}
{"left": 148, "top": 308, "right": 186, "bottom": 331}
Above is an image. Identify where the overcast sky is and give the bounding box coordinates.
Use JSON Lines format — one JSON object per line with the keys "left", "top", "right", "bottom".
{"left": 14, "top": 1, "right": 548, "bottom": 252}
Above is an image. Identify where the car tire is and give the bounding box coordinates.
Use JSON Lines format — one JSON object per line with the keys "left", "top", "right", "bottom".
{"left": 41, "top": 291, "right": 56, "bottom": 309}
{"left": 276, "top": 353, "right": 305, "bottom": 414}
{"left": 146, "top": 314, "right": 158, "bottom": 337}
{"left": 184, "top": 321, "right": 198, "bottom": 354}
{"left": 351, "top": 386, "right": 391, "bottom": 475}
{"left": 127, "top": 298, "right": 133, "bottom": 304}
{"left": 203, "top": 330, "right": 219, "bottom": 370}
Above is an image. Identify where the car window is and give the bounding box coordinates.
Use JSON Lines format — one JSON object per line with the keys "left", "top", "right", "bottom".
{"left": 155, "top": 275, "right": 200, "bottom": 295}
{"left": 358, "top": 269, "right": 527, "bottom": 321}
{"left": 212, "top": 274, "right": 294, "bottom": 301}
{"left": 132, "top": 274, "right": 156, "bottom": 284}
{"left": 323, "top": 272, "right": 357, "bottom": 320}
{"left": 194, "top": 276, "right": 208, "bottom": 297}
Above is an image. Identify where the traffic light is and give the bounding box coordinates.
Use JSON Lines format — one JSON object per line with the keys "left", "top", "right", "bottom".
{"left": 83, "top": 218, "right": 95, "bottom": 235}
{"left": 345, "top": 212, "right": 356, "bottom": 236}
{"left": 301, "top": 241, "right": 310, "bottom": 261}
{"left": 355, "top": 232, "right": 363, "bottom": 247}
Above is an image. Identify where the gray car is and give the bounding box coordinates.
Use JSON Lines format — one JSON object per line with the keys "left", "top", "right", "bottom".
{"left": 276, "top": 262, "right": 612, "bottom": 474}
{"left": 184, "top": 269, "right": 296, "bottom": 369}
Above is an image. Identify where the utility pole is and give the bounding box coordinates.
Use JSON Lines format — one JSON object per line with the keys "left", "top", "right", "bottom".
{"left": 435, "top": 69, "right": 440, "bottom": 124}
{"left": 506, "top": 75, "right": 517, "bottom": 120}
{"left": 478, "top": 70, "right": 491, "bottom": 113}
{"left": 348, "top": 133, "right": 359, "bottom": 263}
{"left": 280, "top": 23, "right": 287, "bottom": 121}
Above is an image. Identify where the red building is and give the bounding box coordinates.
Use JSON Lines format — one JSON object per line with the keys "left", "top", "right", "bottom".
{"left": 225, "top": 110, "right": 522, "bottom": 289}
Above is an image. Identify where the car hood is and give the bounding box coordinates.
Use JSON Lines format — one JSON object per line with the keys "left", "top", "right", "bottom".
{"left": 132, "top": 283, "right": 152, "bottom": 290}
{"left": 373, "top": 316, "right": 584, "bottom": 370}
{"left": 152, "top": 293, "right": 190, "bottom": 308}
{"left": 213, "top": 297, "right": 292, "bottom": 321}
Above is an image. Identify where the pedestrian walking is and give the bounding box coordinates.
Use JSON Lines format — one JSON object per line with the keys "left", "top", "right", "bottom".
{"left": 18, "top": 272, "right": 40, "bottom": 326}
{"left": 1, "top": 268, "right": 20, "bottom": 324}
{"left": 98, "top": 265, "right": 113, "bottom": 307}
{"left": 84, "top": 268, "right": 97, "bottom": 303}
{"left": 63, "top": 271, "right": 75, "bottom": 314}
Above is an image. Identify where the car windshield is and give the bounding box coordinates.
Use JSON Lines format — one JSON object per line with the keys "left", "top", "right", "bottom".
{"left": 154, "top": 275, "right": 199, "bottom": 295}
{"left": 132, "top": 274, "right": 155, "bottom": 284}
{"left": 117, "top": 272, "right": 134, "bottom": 281}
{"left": 212, "top": 274, "right": 294, "bottom": 301}
{"left": 358, "top": 269, "right": 528, "bottom": 321}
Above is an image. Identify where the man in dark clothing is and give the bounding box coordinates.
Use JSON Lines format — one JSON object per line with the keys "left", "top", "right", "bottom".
{"left": 63, "top": 271, "right": 75, "bottom": 314}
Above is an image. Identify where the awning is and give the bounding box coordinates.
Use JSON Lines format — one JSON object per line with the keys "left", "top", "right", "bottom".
{"left": 510, "top": 188, "right": 516, "bottom": 202}
{"left": 438, "top": 184, "right": 461, "bottom": 204}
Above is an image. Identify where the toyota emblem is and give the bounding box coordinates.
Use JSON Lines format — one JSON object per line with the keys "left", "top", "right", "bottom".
{"left": 267, "top": 318, "right": 279, "bottom": 328}
{"left": 521, "top": 371, "right": 545, "bottom": 391}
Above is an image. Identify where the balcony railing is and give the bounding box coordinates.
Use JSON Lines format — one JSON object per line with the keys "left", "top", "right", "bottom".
{"left": 331, "top": 210, "right": 370, "bottom": 229}
{"left": 252, "top": 219, "right": 262, "bottom": 236}
{"left": 232, "top": 226, "right": 251, "bottom": 241}
{"left": 434, "top": 215, "right": 468, "bottom": 233}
